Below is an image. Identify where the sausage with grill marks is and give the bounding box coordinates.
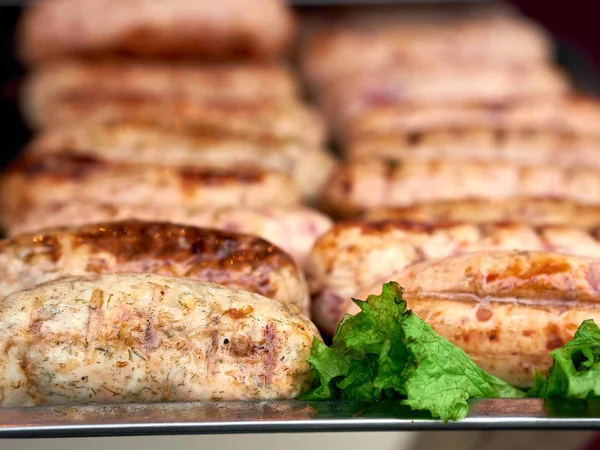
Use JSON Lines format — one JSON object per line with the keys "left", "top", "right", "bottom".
{"left": 18, "top": 0, "right": 295, "bottom": 63}
{"left": 352, "top": 251, "right": 600, "bottom": 387}
{"left": 0, "top": 153, "right": 301, "bottom": 226}
{"left": 4, "top": 204, "right": 333, "bottom": 269}
{"left": 361, "top": 198, "right": 600, "bottom": 228}
{"left": 0, "top": 273, "right": 319, "bottom": 406}
{"left": 309, "top": 220, "right": 600, "bottom": 335}
{"left": 320, "top": 160, "right": 600, "bottom": 218}
{"left": 25, "top": 95, "right": 326, "bottom": 147}
{"left": 346, "top": 128, "right": 600, "bottom": 170}
{"left": 27, "top": 122, "right": 336, "bottom": 200}
{"left": 0, "top": 221, "right": 310, "bottom": 315}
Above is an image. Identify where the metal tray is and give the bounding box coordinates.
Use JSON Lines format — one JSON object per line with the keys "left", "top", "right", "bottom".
{"left": 2, "top": 399, "right": 600, "bottom": 438}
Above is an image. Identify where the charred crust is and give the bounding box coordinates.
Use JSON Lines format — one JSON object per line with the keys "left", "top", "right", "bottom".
{"left": 7, "top": 153, "right": 106, "bottom": 181}
{"left": 5, "top": 221, "right": 297, "bottom": 299}
{"left": 179, "top": 168, "right": 266, "bottom": 190}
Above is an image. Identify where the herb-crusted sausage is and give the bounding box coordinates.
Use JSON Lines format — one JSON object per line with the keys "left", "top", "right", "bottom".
{"left": 0, "top": 273, "right": 319, "bottom": 406}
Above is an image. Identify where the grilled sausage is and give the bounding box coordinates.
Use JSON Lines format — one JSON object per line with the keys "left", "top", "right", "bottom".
{"left": 0, "top": 154, "right": 301, "bottom": 224}
{"left": 301, "top": 5, "right": 550, "bottom": 86}
{"left": 321, "top": 160, "right": 600, "bottom": 218}
{"left": 319, "top": 64, "right": 568, "bottom": 120}
{"left": 24, "top": 95, "right": 327, "bottom": 147}
{"left": 353, "top": 251, "right": 600, "bottom": 386}
{"left": 346, "top": 128, "right": 600, "bottom": 169}
{"left": 361, "top": 198, "right": 600, "bottom": 228}
{"left": 338, "top": 95, "right": 600, "bottom": 142}
{"left": 0, "top": 273, "right": 319, "bottom": 406}
{"left": 5, "top": 204, "right": 333, "bottom": 268}
{"left": 309, "top": 221, "right": 600, "bottom": 335}
{"left": 18, "top": 0, "right": 295, "bottom": 64}
{"left": 0, "top": 221, "right": 310, "bottom": 314}
{"left": 21, "top": 59, "right": 300, "bottom": 125}
{"left": 27, "top": 122, "right": 336, "bottom": 200}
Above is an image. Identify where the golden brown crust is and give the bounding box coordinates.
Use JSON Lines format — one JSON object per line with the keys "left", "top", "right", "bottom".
{"left": 320, "top": 160, "right": 600, "bottom": 218}
{"left": 3, "top": 203, "right": 334, "bottom": 268}
{"left": 0, "top": 221, "right": 309, "bottom": 314}
{"left": 18, "top": 0, "right": 296, "bottom": 64}
{"left": 361, "top": 198, "right": 600, "bottom": 228}
{"left": 0, "top": 153, "right": 301, "bottom": 223}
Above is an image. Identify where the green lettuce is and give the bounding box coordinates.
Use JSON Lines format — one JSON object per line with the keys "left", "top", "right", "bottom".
{"left": 529, "top": 319, "right": 600, "bottom": 399}
{"left": 300, "top": 282, "right": 524, "bottom": 422}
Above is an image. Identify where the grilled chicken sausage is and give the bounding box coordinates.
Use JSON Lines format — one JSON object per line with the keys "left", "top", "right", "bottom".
{"left": 5, "top": 204, "right": 333, "bottom": 268}
{"left": 353, "top": 251, "right": 600, "bottom": 386}
{"left": 25, "top": 95, "right": 326, "bottom": 146}
{"left": 0, "top": 154, "right": 301, "bottom": 224}
{"left": 338, "top": 95, "right": 600, "bottom": 141}
{"left": 21, "top": 60, "right": 300, "bottom": 125}
{"left": 0, "top": 221, "right": 310, "bottom": 314}
{"left": 319, "top": 64, "right": 568, "bottom": 119}
{"left": 18, "top": 0, "right": 295, "bottom": 64}
{"left": 362, "top": 198, "right": 600, "bottom": 228}
{"left": 309, "top": 221, "right": 600, "bottom": 335}
{"left": 27, "top": 122, "right": 336, "bottom": 200}
{"left": 301, "top": 5, "right": 550, "bottom": 86}
{"left": 321, "top": 160, "right": 600, "bottom": 218}
{"left": 0, "top": 273, "right": 319, "bottom": 406}
{"left": 346, "top": 128, "right": 600, "bottom": 169}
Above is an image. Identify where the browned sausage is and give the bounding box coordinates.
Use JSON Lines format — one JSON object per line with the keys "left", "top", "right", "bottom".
{"left": 0, "top": 220, "right": 309, "bottom": 314}
{"left": 0, "top": 153, "right": 301, "bottom": 226}
{"left": 26, "top": 122, "right": 336, "bottom": 200}
{"left": 309, "top": 221, "right": 600, "bottom": 335}
{"left": 354, "top": 251, "right": 600, "bottom": 386}
{"left": 4, "top": 203, "right": 333, "bottom": 269}
{"left": 346, "top": 128, "right": 600, "bottom": 169}
{"left": 321, "top": 160, "right": 600, "bottom": 218}
{"left": 18, "top": 0, "right": 295, "bottom": 63}
{"left": 361, "top": 198, "right": 600, "bottom": 228}
{"left": 24, "top": 95, "right": 326, "bottom": 147}
{"left": 338, "top": 95, "right": 600, "bottom": 142}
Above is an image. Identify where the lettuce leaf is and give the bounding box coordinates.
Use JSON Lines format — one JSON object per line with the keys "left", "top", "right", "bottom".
{"left": 528, "top": 319, "right": 600, "bottom": 399}
{"left": 301, "top": 282, "right": 524, "bottom": 422}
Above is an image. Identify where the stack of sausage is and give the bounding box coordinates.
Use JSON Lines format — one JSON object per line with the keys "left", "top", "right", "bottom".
{"left": 0, "top": 0, "right": 331, "bottom": 407}
{"left": 1, "top": 0, "right": 336, "bottom": 269}
{"left": 301, "top": 4, "right": 600, "bottom": 387}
